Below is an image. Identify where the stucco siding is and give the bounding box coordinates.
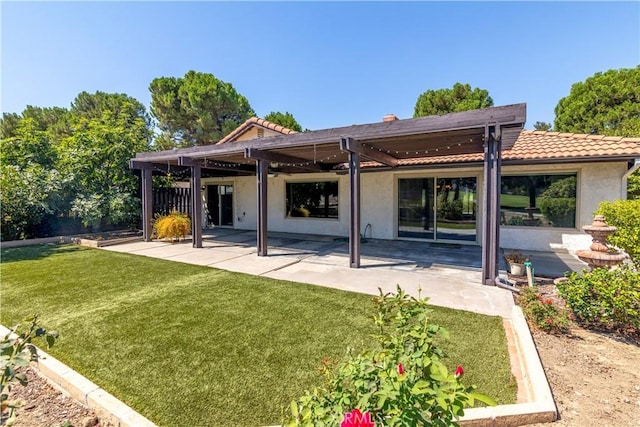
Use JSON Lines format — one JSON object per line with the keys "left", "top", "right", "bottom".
{"left": 200, "top": 160, "right": 629, "bottom": 253}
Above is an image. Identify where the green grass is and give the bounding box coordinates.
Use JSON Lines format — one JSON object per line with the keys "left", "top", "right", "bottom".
{"left": 1, "top": 244, "right": 516, "bottom": 426}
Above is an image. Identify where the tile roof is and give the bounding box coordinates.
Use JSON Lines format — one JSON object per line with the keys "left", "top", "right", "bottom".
{"left": 216, "top": 117, "right": 298, "bottom": 145}
{"left": 355, "top": 130, "right": 640, "bottom": 169}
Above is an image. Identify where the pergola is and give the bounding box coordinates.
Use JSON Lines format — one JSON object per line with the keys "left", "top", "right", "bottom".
{"left": 130, "top": 103, "right": 526, "bottom": 285}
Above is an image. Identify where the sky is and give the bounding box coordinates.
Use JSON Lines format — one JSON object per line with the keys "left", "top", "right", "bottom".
{"left": 1, "top": 1, "right": 639, "bottom": 131}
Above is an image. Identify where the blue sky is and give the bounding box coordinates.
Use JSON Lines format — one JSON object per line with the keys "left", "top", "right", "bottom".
{"left": 2, "top": 2, "right": 639, "bottom": 131}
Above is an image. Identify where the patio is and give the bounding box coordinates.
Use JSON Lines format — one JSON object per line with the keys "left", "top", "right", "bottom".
{"left": 103, "top": 228, "right": 586, "bottom": 318}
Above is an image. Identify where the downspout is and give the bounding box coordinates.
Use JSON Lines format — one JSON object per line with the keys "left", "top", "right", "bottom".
{"left": 622, "top": 159, "right": 640, "bottom": 199}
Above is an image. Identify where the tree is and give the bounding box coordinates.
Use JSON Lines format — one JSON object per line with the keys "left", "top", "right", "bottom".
{"left": 554, "top": 67, "right": 640, "bottom": 199}
{"left": 533, "top": 121, "right": 552, "bottom": 131}
{"left": 59, "top": 92, "right": 152, "bottom": 229}
{"left": 414, "top": 83, "right": 493, "bottom": 117}
{"left": 150, "top": 70, "right": 255, "bottom": 148}
{"left": 554, "top": 66, "right": 640, "bottom": 136}
{"left": 0, "top": 92, "right": 152, "bottom": 238}
{"left": 264, "top": 111, "right": 303, "bottom": 132}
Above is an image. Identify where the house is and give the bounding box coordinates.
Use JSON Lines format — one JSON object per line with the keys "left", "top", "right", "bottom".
{"left": 130, "top": 104, "right": 640, "bottom": 284}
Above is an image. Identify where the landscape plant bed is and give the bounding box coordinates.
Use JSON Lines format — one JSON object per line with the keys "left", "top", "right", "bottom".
{"left": 71, "top": 229, "right": 143, "bottom": 247}
{"left": 1, "top": 244, "right": 516, "bottom": 426}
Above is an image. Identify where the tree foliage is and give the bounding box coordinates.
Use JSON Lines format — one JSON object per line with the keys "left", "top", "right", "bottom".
{"left": 60, "top": 93, "right": 152, "bottom": 228}
{"left": 150, "top": 70, "right": 255, "bottom": 148}
{"left": 533, "top": 121, "right": 552, "bottom": 131}
{"left": 264, "top": 111, "right": 303, "bottom": 132}
{"left": 414, "top": 83, "right": 493, "bottom": 117}
{"left": 0, "top": 91, "right": 151, "bottom": 239}
{"left": 554, "top": 66, "right": 640, "bottom": 136}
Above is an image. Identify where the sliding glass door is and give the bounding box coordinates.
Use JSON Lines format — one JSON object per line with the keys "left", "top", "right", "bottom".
{"left": 398, "top": 177, "right": 477, "bottom": 242}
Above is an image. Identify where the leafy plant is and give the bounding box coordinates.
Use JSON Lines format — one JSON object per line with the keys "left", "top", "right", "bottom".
{"left": 557, "top": 264, "right": 640, "bottom": 334}
{"left": 595, "top": 199, "right": 640, "bottom": 266}
{"left": 152, "top": 210, "right": 191, "bottom": 242}
{"left": 504, "top": 250, "right": 529, "bottom": 264}
{"left": 1, "top": 315, "right": 58, "bottom": 425}
{"left": 518, "top": 287, "right": 570, "bottom": 334}
{"left": 283, "top": 286, "right": 496, "bottom": 426}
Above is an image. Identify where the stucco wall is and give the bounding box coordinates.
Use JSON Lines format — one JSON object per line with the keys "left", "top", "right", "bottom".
{"left": 200, "top": 160, "right": 629, "bottom": 253}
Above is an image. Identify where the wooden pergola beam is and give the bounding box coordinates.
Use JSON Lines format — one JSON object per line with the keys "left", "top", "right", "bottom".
{"left": 341, "top": 137, "right": 361, "bottom": 268}
{"left": 244, "top": 148, "right": 325, "bottom": 172}
{"left": 339, "top": 138, "right": 398, "bottom": 167}
{"left": 481, "top": 124, "right": 502, "bottom": 285}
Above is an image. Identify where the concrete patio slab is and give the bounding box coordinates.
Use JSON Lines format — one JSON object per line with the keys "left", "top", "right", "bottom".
{"left": 170, "top": 248, "right": 249, "bottom": 266}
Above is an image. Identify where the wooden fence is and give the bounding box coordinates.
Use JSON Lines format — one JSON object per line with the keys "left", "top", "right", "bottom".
{"left": 153, "top": 187, "right": 191, "bottom": 216}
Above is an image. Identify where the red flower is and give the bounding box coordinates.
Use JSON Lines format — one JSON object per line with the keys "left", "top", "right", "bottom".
{"left": 397, "top": 363, "right": 404, "bottom": 375}
{"left": 341, "top": 409, "right": 375, "bottom": 427}
{"left": 544, "top": 299, "right": 553, "bottom": 305}
{"left": 454, "top": 365, "right": 464, "bottom": 379}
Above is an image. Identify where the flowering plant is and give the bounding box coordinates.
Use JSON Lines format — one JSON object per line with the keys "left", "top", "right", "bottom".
{"left": 283, "top": 286, "right": 495, "bottom": 426}
{"left": 518, "top": 287, "right": 570, "bottom": 334}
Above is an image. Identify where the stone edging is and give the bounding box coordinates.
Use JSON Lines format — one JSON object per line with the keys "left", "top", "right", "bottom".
{"left": 0, "top": 325, "right": 156, "bottom": 427}
{"left": 459, "top": 306, "right": 557, "bottom": 426}
{"left": 0, "top": 235, "right": 143, "bottom": 249}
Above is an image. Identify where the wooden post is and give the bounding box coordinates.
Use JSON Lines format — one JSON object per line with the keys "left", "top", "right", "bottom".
{"left": 191, "top": 163, "right": 202, "bottom": 248}
{"left": 481, "top": 125, "right": 501, "bottom": 284}
{"left": 141, "top": 168, "right": 153, "bottom": 242}
{"left": 257, "top": 159, "right": 268, "bottom": 256}
{"left": 345, "top": 138, "right": 361, "bottom": 268}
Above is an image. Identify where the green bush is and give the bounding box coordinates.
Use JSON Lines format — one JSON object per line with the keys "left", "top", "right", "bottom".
{"left": 283, "top": 287, "right": 495, "bottom": 426}
{"left": 595, "top": 199, "right": 640, "bottom": 265}
{"left": 518, "top": 287, "right": 569, "bottom": 334}
{"left": 557, "top": 265, "right": 640, "bottom": 334}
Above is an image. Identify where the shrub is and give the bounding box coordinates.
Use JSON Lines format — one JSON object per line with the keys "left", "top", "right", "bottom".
{"left": 518, "top": 287, "right": 570, "bottom": 334}
{"left": 152, "top": 210, "right": 191, "bottom": 242}
{"left": 283, "top": 287, "right": 495, "bottom": 426}
{"left": 1, "top": 316, "right": 58, "bottom": 425}
{"left": 595, "top": 199, "right": 640, "bottom": 266}
{"left": 504, "top": 250, "right": 529, "bottom": 264}
{"left": 557, "top": 264, "right": 640, "bottom": 334}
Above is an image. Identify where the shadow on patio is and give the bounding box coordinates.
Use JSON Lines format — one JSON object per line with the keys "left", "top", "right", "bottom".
{"left": 201, "top": 228, "right": 585, "bottom": 280}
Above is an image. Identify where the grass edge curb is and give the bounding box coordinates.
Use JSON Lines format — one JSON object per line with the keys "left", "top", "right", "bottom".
{"left": 0, "top": 324, "right": 157, "bottom": 427}
{"left": 458, "top": 306, "right": 557, "bottom": 426}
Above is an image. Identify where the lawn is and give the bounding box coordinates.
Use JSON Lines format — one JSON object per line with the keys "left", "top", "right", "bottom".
{"left": 0, "top": 244, "right": 516, "bottom": 426}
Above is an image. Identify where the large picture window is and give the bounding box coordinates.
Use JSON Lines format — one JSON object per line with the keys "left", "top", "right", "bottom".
{"left": 500, "top": 173, "right": 577, "bottom": 228}
{"left": 286, "top": 181, "right": 338, "bottom": 219}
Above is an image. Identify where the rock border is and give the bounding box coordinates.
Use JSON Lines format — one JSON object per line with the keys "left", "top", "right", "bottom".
{"left": 0, "top": 234, "right": 143, "bottom": 249}
{"left": 459, "top": 306, "right": 557, "bottom": 426}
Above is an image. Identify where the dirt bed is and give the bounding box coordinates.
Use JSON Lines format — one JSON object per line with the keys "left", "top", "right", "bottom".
{"left": 5, "top": 368, "right": 114, "bottom": 427}
{"left": 529, "top": 327, "right": 640, "bottom": 426}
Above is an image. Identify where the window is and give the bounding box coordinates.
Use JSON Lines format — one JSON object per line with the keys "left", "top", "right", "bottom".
{"left": 500, "top": 174, "right": 577, "bottom": 228}
{"left": 286, "top": 181, "right": 338, "bottom": 219}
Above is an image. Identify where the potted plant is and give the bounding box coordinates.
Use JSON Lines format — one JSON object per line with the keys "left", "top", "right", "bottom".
{"left": 504, "top": 250, "right": 529, "bottom": 276}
